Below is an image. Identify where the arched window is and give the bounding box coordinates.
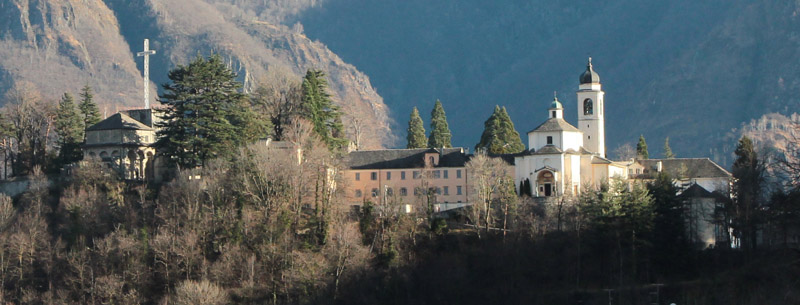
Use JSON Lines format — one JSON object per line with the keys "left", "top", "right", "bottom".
{"left": 400, "top": 187, "right": 408, "bottom": 196}
{"left": 583, "top": 98, "right": 593, "bottom": 115}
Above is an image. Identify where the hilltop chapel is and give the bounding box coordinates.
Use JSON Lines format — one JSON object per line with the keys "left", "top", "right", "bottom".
{"left": 513, "top": 58, "right": 628, "bottom": 197}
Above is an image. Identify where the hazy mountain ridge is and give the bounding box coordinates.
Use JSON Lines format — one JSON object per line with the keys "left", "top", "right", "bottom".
{"left": 0, "top": 0, "right": 391, "bottom": 148}
{"left": 299, "top": 0, "right": 800, "bottom": 163}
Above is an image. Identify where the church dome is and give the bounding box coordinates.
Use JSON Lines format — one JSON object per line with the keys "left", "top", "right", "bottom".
{"left": 579, "top": 57, "right": 600, "bottom": 84}
{"left": 550, "top": 96, "right": 563, "bottom": 109}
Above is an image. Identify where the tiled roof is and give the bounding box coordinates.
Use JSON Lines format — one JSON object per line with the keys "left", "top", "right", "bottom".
{"left": 528, "top": 118, "right": 581, "bottom": 133}
{"left": 346, "top": 148, "right": 468, "bottom": 169}
{"left": 87, "top": 113, "right": 153, "bottom": 131}
{"left": 678, "top": 183, "right": 729, "bottom": 200}
{"left": 637, "top": 158, "right": 731, "bottom": 179}
{"left": 531, "top": 145, "right": 563, "bottom": 155}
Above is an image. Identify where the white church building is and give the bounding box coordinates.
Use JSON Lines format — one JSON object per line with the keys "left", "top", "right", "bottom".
{"left": 514, "top": 58, "right": 630, "bottom": 197}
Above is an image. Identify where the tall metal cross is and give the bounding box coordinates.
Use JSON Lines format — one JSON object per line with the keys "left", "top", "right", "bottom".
{"left": 137, "top": 39, "right": 156, "bottom": 109}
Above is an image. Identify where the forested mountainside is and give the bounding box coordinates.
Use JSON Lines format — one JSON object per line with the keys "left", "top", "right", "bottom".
{"left": 0, "top": 0, "right": 392, "bottom": 148}
{"left": 299, "top": 0, "right": 800, "bottom": 163}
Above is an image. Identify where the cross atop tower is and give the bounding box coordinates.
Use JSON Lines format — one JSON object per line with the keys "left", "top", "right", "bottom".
{"left": 137, "top": 39, "right": 157, "bottom": 109}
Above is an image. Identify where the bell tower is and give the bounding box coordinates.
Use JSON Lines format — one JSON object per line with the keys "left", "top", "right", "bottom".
{"left": 577, "top": 57, "right": 605, "bottom": 157}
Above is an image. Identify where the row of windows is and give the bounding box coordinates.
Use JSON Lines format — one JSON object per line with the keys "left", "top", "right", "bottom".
{"left": 354, "top": 186, "right": 463, "bottom": 198}
{"left": 355, "top": 169, "right": 462, "bottom": 181}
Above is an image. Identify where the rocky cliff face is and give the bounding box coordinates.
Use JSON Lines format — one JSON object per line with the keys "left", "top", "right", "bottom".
{"left": 0, "top": 0, "right": 392, "bottom": 148}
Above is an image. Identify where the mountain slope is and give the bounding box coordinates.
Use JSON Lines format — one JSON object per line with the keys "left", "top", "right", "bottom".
{"left": 299, "top": 0, "right": 800, "bottom": 162}
{"left": 0, "top": 0, "right": 392, "bottom": 148}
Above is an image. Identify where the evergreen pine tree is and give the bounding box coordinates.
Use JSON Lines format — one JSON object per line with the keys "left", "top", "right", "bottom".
{"left": 406, "top": 107, "right": 427, "bottom": 149}
{"left": 496, "top": 107, "right": 525, "bottom": 153}
{"left": 636, "top": 135, "right": 649, "bottom": 159}
{"left": 428, "top": 99, "right": 452, "bottom": 148}
{"left": 54, "top": 93, "right": 84, "bottom": 166}
{"left": 78, "top": 85, "right": 101, "bottom": 131}
{"left": 156, "top": 54, "right": 258, "bottom": 168}
{"left": 663, "top": 137, "right": 675, "bottom": 158}
{"left": 476, "top": 106, "right": 525, "bottom": 154}
{"left": 476, "top": 106, "right": 501, "bottom": 152}
{"left": 300, "top": 69, "right": 348, "bottom": 150}
{"left": 731, "top": 136, "right": 764, "bottom": 253}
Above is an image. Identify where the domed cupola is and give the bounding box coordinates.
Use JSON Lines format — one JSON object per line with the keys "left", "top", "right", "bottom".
{"left": 548, "top": 93, "right": 563, "bottom": 119}
{"left": 579, "top": 57, "right": 600, "bottom": 84}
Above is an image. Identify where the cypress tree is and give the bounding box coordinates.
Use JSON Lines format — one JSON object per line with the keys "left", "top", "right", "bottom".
{"left": 663, "top": 137, "right": 675, "bottom": 159}
{"left": 300, "top": 69, "right": 348, "bottom": 150}
{"left": 406, "top": 107, "right": 427, "bottom": 149}
{"left": 428, "top": 99, "right": 452, "bottom": 148}
{"left": 156, "top": 54, "right": 257, "bottom": 169}
{"left": 78, "top": 85, "right": 101, "bottom": 131}
{"left": 636, "top": 135, "right": 649, "bottom": 159}
{"left": 55, "top": 93, "right": 84, "bottom": 166}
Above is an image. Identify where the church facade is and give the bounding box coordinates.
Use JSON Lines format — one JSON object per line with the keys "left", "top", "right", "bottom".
{"left": 514, "top": 59, "right": 629, "bottom": 197}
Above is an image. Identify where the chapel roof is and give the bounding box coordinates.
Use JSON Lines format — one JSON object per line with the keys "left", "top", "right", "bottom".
{"left": 636, "top": 158, "right": 731, "bottom": 179}
{"left": 528, "top": 118, "right": 581, "bottom": 133}
{"left": 345, "top": 148, "right": 468, "bottom": 169}
{"left": 86, "top": 113, "right": 154, "bottom": 131}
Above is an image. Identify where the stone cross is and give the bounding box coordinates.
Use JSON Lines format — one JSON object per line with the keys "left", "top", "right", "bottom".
{"left": 137, "top": 39, "right": 157, "bottom": 109}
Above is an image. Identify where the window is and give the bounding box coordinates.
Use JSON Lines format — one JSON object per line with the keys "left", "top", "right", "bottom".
{"left": 355, "top": 190, "right": 362, "bottom": 197}
{"left": 371, "top": 172, "right": 377, "bottom": 180}
{"left": 400, "top": 187, "right": 408, "bottom": 196}
{"left": 552, "top": 111, "right": 556, "bottom": 118}
{"left": 386, "top": 172, "right": 391, "bottom": 180}
{"left": 457, "top": 186, "right": 462, "bottom": 195}
{"left": 584, "top": 98, "right": 593, "bottom": 115}
{"left": 628, "top": 169, "right": 633, "bottom": 176}
{"left": 457, "top": 170, "right": 462, "bottom": 179}
{"left": 413, "top": 171, "right": 421, "bottom": 179}
{"left": 371, "top": 188, "right": 379, "bottom": 197}
{"left": 443, "top": 170, "right": 449, "bottom": 179}
{"left": 547, "top": 136, "right": 553, "bottom": 145}
{"left": 401, "top": 171, "right": 406, "bottom": 180}
{"left": 355, "top": 173, "right": 360, "bottom": 181}
{"left": 443, "top": 186, "right": 449, "bottom": 195}
{"left": 429, "top": 156, "right": 435, "bottom": 165}
{"left": 414, "top": 187, "right": 423, "bottom": 196}
{"left": 433, "top": 170, "right": 441, "bottom": 179}
{"left": 386, "top": 188, "right": 394, "bottom": 196}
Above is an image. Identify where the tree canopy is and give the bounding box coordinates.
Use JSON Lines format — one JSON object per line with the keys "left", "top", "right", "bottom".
{"left": 475, "top": 105, "right": 524, "bottom": 154}
{"left": 155, "top": 54, "right": 263, "bottom": 169}
{"left": 636, "top": 135, "right": 649, "bottom": 159}
{"left": 55, "top": 93, "right": 84, "bottom": 167}
{"left": 300, "top": 69, "right": 348, "bottom": 151}
{"left": 78, "top": 85, "right": 101, "bottom": 132}
{"left": 428, "top": 100, "right": 452, "bottom": 148}
{"left": 406, "top": 107, "right": 427, "bottom": 149}
{"left": 663, "top": 137, "right": 675, "bottom": 158}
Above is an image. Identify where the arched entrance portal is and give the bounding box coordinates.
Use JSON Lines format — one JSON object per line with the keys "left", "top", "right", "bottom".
{"left": 537, "top": 171, "right": 555, "bottom": 197}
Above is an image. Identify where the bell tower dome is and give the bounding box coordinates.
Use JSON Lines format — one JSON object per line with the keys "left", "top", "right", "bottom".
{"left": 577, "top": 57, "right": 606, "bottom": 157}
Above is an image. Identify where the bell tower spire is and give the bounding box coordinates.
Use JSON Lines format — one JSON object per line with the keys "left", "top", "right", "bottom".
{"left": 577, "top": 57, "right": 606, "bottom": 157}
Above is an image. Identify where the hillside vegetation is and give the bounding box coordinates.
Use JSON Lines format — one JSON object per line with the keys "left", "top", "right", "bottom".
{"left": 0, "top": 0, "right": 391, "bottom": 148}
